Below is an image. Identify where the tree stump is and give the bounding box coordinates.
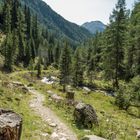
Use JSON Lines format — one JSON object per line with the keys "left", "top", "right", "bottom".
{"left": 0, "top": 109, "right": 22, "bottom": 140}
{"left": 66, "top": 91, "right": 75, "bottom": 100}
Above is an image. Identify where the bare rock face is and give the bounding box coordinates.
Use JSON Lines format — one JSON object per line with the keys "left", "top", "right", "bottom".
{"left": 74, "top": 103, "right": 98, "bottom": 128}
{"left": 0, "top": 109, "right": 22, "bottom": 140}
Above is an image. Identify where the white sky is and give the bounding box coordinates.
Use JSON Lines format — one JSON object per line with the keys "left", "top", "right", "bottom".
{"left": 43, "top": 0, "right": 136, "bottom": 25}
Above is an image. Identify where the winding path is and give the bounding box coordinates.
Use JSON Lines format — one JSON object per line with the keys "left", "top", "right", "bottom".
{"left": 29, "top": 88, "right": 78, "bottom": 140}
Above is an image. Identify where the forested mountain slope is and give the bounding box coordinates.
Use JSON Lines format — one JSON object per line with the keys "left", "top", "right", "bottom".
{"left": 20, "top": 0, "right": 92, "bottom": 43}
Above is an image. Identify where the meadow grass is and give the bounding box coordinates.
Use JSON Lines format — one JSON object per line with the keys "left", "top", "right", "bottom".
{"left": 0, "top": 71, "right": 51, "bottom": 140}
{"left": 8, "top": 69, "right": 140, "bottom": 140}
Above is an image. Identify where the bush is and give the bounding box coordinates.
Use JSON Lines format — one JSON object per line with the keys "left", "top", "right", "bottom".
{"left": 115, "top": 85, "right": 130, "bottom": 110}
{"left": 127, "top": 106, "right": 140, "bottom": 118}
{"left": 115, "top": 76, "right": 140, "bottom": 111}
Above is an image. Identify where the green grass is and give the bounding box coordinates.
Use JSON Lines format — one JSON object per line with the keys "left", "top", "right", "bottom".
{"left": 9, "top": 70, "right": 140, "bottom": 140}
{"left": 0, "top": 71, "right": 51, "bottom": 140}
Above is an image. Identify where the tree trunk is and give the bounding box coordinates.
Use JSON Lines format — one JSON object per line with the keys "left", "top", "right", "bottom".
{"left": 63, "top": 84, "right": 66, "bottom": 92}
{"left": 0, "top": 109, "right": 22, "bottom": 140}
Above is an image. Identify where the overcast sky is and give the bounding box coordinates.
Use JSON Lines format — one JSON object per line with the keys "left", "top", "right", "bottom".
{"left": 43, "top": 0, "right": 136, "bottom": 25}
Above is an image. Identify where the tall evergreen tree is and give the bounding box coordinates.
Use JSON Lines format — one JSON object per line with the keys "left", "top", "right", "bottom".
{"left": 11, "top": 0, "right": 19, "bottom": 29}
{"left": 87, "top": 57, "right": 95, "bottom": 85}
{"left": 73, "top": 48, "right": 83, "bottom": 87}
{"left": 126, "top": 2, "right": 140, "bottom": 77}
{"left": 103, "top": 0, "right": 128, "bottom": 89}
{"left": 54, "top": 43, "right": 60, "bottom": 68}
{"left": 32, "top": 14, "right": 39, "bottom": 52}
{"left": 17, "top": 11, "right": 26, "bottom": 63}
{"left": 59, "top": 42, "right": 71, "bottom": 92}
{"left": 3, "top": 31, "right": 18, "bottom": 71}
{"left": 3, "top": 2, "right": 11, "bottom": 33}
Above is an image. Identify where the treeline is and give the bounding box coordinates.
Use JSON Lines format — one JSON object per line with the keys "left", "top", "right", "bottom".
{"left": 0, "top": 0, "right": 38, "bottom": 70}
{"left": 0, "top": 0, "right": 62, "bottom": 71}
{"left": 59, "top": 0, "right": 140, "bottom": 111}
{"left": 0, "top": 0, "right": 139, "bottom": 110}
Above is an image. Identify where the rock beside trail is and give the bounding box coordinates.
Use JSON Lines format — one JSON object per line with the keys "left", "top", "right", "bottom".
{"left": 50, "top": 132, "right": 69, "bottom": 140}
{"left": 51, "top": 94, "right": 64, "bottom": 103}
{"left": 136, "top": 130, "right": 140, "bottom": 138}
{"left": 74, "top": 103, "right": 98, "bottom": 128}
{"left": 2, "top": 81, "right": 29, "bottom": 93}
{"left": 49, "top": 123, "right": 57, "bottom": 127}
{"left": 51, "top": 132, "right": 59, "bottom": 139}
{"left": 83, "top": 87, "right": 91, "bottom": 94}
{"left": 0, "top": 109, "right": 22, "bottom": 140}
{"left": 81, "top": 135, "right": 106, "bottom": 140}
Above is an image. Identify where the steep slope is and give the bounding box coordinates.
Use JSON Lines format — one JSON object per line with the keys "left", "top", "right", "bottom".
{"left": 82, "top": 21, "right": 106, "bottom": 34}
{"left": 21, "top": 0, "right": 92, "bottom": 43}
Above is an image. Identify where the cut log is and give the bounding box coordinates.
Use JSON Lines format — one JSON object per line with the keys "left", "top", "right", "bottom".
{"left": 0, "top": 109, "right": 22, "bottom": 140}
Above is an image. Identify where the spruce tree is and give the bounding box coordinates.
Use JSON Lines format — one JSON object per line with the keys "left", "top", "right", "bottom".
{"left": 24, "top": 40, "right": 31, "bottom": 67}
{"left": 37, "top": 57, "right": 42, "bottom": 78}
{"left": 103, "top": 0, "right": 128, "bottom": 89}
{"left": 11, "top": 0, "right": 19, "bottom": 29}
{"left": 32, "top": 14, "right": 39, "bottom": 52}
{"left": 126, "top": 2, "right": 140, "bottom": 77}
{"left": 59, "top": 42, "right": 71, "bottom": 92}
{"left": 87, "top": 57, "right": 95, "bottom": 85}
{"left": 17, "top": 11, "right": 26, "bottom": 63}
{"left": 73, "top": 48, "right": 83, "bottom": 87}
{"left": 4, "top": 31, "right": 18, "bottom": 71}
{"left": 3, "top": 2, "right": 11, "bottom": 33}
{"left": 54, "top": 43, "right": 60, "bottom": 68}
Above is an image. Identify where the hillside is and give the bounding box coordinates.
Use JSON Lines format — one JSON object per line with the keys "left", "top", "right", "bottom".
{"left": 82, "top": 21, "right": 106, "bottom": 34}
{"left": 20, "top": 0, "right": 92, "bottom": 43}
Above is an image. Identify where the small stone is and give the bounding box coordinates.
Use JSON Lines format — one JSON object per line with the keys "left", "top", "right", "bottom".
{"left": 59, "top": 137, "right": 67, "bottom": 140}
{"left": 51, "top": 132, "right": 59, "bottom": 139}
{"left": 136, "top": 130, "right": 140, "bottom": 138}
{"left": 82, "top": 135, "right": 106, "bottom": 140}
{"left": 84, "top": 129, "right": 91, "bottom": 133}
{"left": 41, "top": 133, "right": 49, "bottom": 137}
{"left": 59, "top": 133, "right": 67, "bottom": 137}
{"left": 49, "top": 123, "right": 57, "bottom": 127}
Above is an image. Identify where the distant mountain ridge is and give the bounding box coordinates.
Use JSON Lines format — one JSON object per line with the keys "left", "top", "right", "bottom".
{"left": 20, "top": 0, "right": 92, "bottom": 43}
{"left": 82, "top": 21, "right": 106, "bottom": 34}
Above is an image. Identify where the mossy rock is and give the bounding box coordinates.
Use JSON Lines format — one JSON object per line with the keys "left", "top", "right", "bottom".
{"left": 127, "top": 106, "right": 140, "bottom": 118}
{"left": 74, "top": 103, "right": 98, "bottom": 128}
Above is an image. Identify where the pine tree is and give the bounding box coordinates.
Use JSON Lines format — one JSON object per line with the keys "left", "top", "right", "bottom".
{"left": 4, "top": 31, "right": 18, "bottom": 71}
{"left": 32, "top": 14, "right": 39, "bottom": 52}
{"left": 54, "top": 43, "right": 60, "bottom": 68}
{"left": 126, "top": 2, "right": 140, "bottom": 77}
{"left": 24, "top": 6, "right": 31, "bottom": 39}
{"left": 24, "top": 40, "right": 31, "bottom": 67}
{"left": 73, "top": 48, "right": 83, "bottom": 87}
{"left": 30, "top": 37, "right": 36, "bottom": 60}
{"left": 48, "top": 45, "right": 54, "bottom": 65}
{"left": 59, "top": 42, "right": 71, "bottom": 92}
{"left": 37, "top": 57, "right": 42, "bottom": 78}
{"left": 103, "top": 0, "right": 128, "bottom": 89}
{"left": 87, "top": 57, "right": 95, "bottom": 85}
{"left": 11, "top": 0, "right": 19, "bottom": 29}
{"left": 3, "top": 2, "right": 11, "bottom": 33}
{"left": 17, "top": 11, "right": 26, "bottom": 63}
